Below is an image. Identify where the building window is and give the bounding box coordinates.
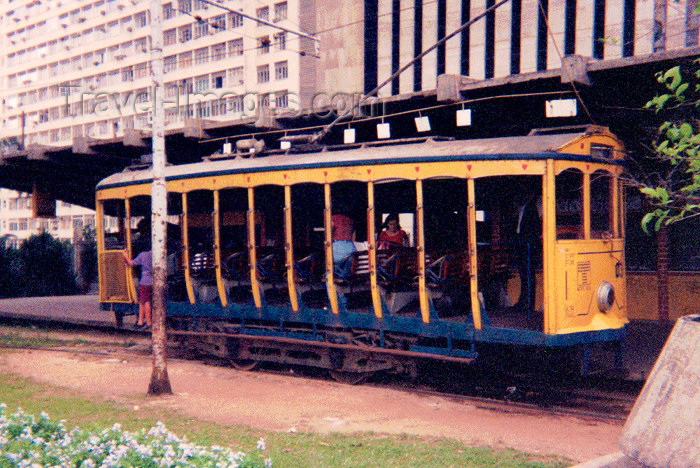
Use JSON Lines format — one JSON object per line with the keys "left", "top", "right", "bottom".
{"left": 196, "top": 102, "right": 210, "bottom": 118}
{"left": 211, "top": 42, "right": 226, "bottom": 60}
{"left": 211, "top": 14, "right": 225, "bottom": 31}
{"left": 227, "top": 95, "right": 244, "bottom": 113}
{"left": 257, "top": 64, "right": 270, "bottom": 83}
{"left": 179, "top": 52, "right": 193, "bottom": 68}
{"left": 9, "top": 221, "right": 18, "bottom": 231}
{"left": 134, "top": 63, "right": 149, "bottom": 79}
{"left": 276, "top": 91, "right": 289, "bottom": 108}
{"left": 19, "top": 219, "right": 28, "bottom": 231}
{"left": 274, "top": 2, "right": 287, "bottom": 22}
{"left": 122, "top": 67, "right": 134, "bottom": 82}
{"left": 229, "top": 12, "right": 243, "bottom": 28}
{"left": 275, "top": 61, "right": 288, "bottom": 80}
{"left": 181, "top": 78, "right": 193, "bottom": 94}
{"left": 178, "top": 0, "right": 192, "bottom": 14}
{"left": 229, "top": 66, "right": 244, "bottom": 85}
{"left": 164, "top": 29, "right": 177, "bottom": 46}
{"left": 163, "top": 3, "right": 175, "bottom": 20}
{"left": 212, "top": 73, "right": 225, "bottom": 89}
{"left": 179, "top": 24, "right": 192, "bottom": 43}
{"left": 194, "top": 20, "right": 208, "bottom": 39}
{"left": 134, "top": 12, "right": 147, "bottom": 28}
{"left": 257, "top": 36, "right": 271, "bottom": 54}
{"left": 195, "top": 75, "right": 208, "bottom": 92}
{"left": 228, "top": 38, "right": 244, "bottom": 56}
{"left": 164, "top": 55, "right": 177, "bottom": 72}
{"left": 256, "top": 6, "right": 269, "bottom": 25}
{"left": 194, "top": 47, "right": 209, "bottom": 65}
{"left": 274, "top": 31, "right": 286, "bottom": 50}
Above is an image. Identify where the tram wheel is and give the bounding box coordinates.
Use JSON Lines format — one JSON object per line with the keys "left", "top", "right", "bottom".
{"left": 229, "top": 359, "right": 259, "bottom": 371}
{"left": 328, "top": 370, "right": 372, "bottom": 385}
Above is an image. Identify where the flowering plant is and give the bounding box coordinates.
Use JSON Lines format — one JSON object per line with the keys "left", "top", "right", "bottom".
{"left": 0, "top": 403, "right": 270, "bottom": 467}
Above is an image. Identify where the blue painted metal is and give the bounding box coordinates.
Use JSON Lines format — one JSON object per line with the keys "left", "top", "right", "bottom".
{"left": 409, "top": 345, "right": 478, "bottom": 359}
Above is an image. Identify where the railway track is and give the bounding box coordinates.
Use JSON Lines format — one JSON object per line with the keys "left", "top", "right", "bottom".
{"left": 0, "top": 317, "right": 639, "bottom": 421}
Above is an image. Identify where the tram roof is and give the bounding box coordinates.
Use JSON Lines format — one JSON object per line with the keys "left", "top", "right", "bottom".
{"left": 97, "top": 129, "right": 623, "bottom": 189}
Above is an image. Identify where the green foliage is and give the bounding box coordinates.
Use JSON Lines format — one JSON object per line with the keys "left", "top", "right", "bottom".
{"left": 79, "top": 225, "right": 98, "bottom": 292}
{"left": 641, "top": 60, "right": 700, "bottom": 231}
{"left": 15, "top": 232, "right": 78, "bottom": 297}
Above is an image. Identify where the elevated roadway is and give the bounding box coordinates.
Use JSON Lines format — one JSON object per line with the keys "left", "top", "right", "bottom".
{"left": 1, "top": 49, "right": 698, "bottom": 209}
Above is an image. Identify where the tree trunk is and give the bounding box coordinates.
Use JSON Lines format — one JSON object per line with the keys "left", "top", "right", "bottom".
{"left": 147, "top": 0, "right": 172, "bottom": 396}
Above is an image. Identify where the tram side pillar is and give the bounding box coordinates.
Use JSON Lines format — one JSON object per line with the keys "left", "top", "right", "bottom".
{"left": 618, "top": 314, "right": 700, "bottom": 467}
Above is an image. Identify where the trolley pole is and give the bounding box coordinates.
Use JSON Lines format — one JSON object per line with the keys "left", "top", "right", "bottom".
{"left": 148, "top": 0, "right": 172, "bottom": 395}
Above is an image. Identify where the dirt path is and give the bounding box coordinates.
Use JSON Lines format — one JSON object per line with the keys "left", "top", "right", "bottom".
{"left": 0, "top": 349, "right": 622, "bottom": 463}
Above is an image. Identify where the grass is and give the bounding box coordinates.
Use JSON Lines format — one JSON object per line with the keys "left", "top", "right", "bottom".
{"left": 0, "top": 325, "right": 138, "bottom": 349}
{"left": 0, "top": 369, "right": 572, "bottom": 468}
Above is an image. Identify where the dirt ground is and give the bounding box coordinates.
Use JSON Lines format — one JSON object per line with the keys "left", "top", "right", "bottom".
{"left": 0, "top": 346, "right": 623, "bottom": 464}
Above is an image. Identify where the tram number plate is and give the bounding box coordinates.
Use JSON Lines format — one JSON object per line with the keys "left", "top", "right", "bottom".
{"left": 576, "top": 261, "right": 591, "bottom": 291}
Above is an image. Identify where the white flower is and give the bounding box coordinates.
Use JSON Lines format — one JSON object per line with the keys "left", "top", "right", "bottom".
{"left": 256, "top": 438, "right": 266, "bottom": 451}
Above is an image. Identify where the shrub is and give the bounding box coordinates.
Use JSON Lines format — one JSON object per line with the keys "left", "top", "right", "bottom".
{"left": 0, "top": 404, "right": 270, "bottom": 467}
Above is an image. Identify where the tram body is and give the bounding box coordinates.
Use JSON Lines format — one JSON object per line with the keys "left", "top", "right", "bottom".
{"left": 96, "top": 126, "right": 628, "bottom": 376}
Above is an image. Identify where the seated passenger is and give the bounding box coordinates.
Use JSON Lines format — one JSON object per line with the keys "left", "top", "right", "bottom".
{"left": 332, "top": 212, "right": 356, "bottom": 279}
{"left": 378, "top": 213, "right": 409, "bottom": 250}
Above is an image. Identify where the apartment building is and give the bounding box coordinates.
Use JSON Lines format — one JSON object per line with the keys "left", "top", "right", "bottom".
{"left": 0, "top": 0, "right": 317, "bottom": 148}
{"left": 365, "top": 0, "right": 699, "bottom": 96}
{"left": 0, "top": 188, "right": 97, "bottom": 246}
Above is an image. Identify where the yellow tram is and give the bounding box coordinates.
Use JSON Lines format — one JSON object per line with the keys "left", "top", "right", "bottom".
{"left": 96, "top": 125, "right": 628, "bottom": 377}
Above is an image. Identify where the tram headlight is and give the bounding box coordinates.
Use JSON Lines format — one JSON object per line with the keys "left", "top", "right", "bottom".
{"left": 596, "top": 281, "right": 615, "bottom": 313}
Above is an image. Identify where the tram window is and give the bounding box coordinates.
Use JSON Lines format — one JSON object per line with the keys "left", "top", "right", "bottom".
{"left": 219, "top": 188, "right": 249, "bottom": 252}
{"left": 101, "top": 198, "right": 126, "bottom": 250}
{"left": 423, "top": 178, "right": 467, "bottom": 251}
{"left": 591, "top": 170, "right": 613, "bottom": 238}
{"left": 331, "top": 181, "right": 368, "bottom": 244}
{"left": 291, "top": 184, "right": 325, "bottom": 252}
{"left": 129, "top": 195, "right": 152, "bottom": 254}
{"left": 254, "top": 185, "right": 284, "bottom": 248}
{"left": 374, "top": 180, "right": 415, "bottom": 243}
{"left": 555, "top": 169, "right": 583, "bottom": 239}
{"left": 186, "top": 190, "right": 214, "bottom": 251}
{"left": 590, "top": 144, "right": 613, "bottom": 159}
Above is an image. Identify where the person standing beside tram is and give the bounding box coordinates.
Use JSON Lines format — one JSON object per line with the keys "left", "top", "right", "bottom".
{"left": 123, "top": 247, "right": 153, "bottom": 329}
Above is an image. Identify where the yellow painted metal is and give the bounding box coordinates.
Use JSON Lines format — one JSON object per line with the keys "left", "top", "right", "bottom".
{"left": 416, "top": 179, "right": 430, "bottom": 324}
{"left": 367, "top": 182, "right": 383, "bottom": 319}
{"left": 181, "top": 194, "right": 195, "bottom": 304}
{"left": 556, "top": 130, "right": 625, "bottom": 158}
{"left": 96, "top": 200, "right": 130, "bottom": 304}
{"left": 583, "top": 173, "right": 591, "bottom": 240}
{"left": 213, "top": 190, "right": 228, "bottom": 308}
{"left": 467, "top": 178, "right": 482, "bottom": 330}
{"left": 248, "top": 188, "right": 263, "bottom": 309}
{"left": 96, "top": 199, "right": 106, "bottom": 302}
{"left": 97, "top": 184, "right": 151, "bottom": 201}
{"left": 612, "top": 177, "right": 620, "bottom": 238}
{"left": 284, "top": 186, "right": 299, "bottom": 312}
{"left": 551, "top": 238, "right": 627, "bottom": 334}
{"left": 124, "top": 198, "right": 137, "bottom": 303}
{"left": 324, "top": 184, "right": 339, "bottom": 315}
{"left": 543, "top": 161, "right": 557, "bottom": 334}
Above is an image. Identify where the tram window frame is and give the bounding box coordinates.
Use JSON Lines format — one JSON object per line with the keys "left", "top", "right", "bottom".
{"left": 101, "top": 198, "right": 127, "bottom": 250}
{"left": 590, "top": 170, "right": 614, "bottom": 238}
{"left": 555, "top": 169, "right": 584, "bottom": 240}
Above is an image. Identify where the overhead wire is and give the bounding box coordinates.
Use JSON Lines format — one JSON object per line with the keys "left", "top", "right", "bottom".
{"left": 536, "top": 0, "right": 595, "bottom": 124}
